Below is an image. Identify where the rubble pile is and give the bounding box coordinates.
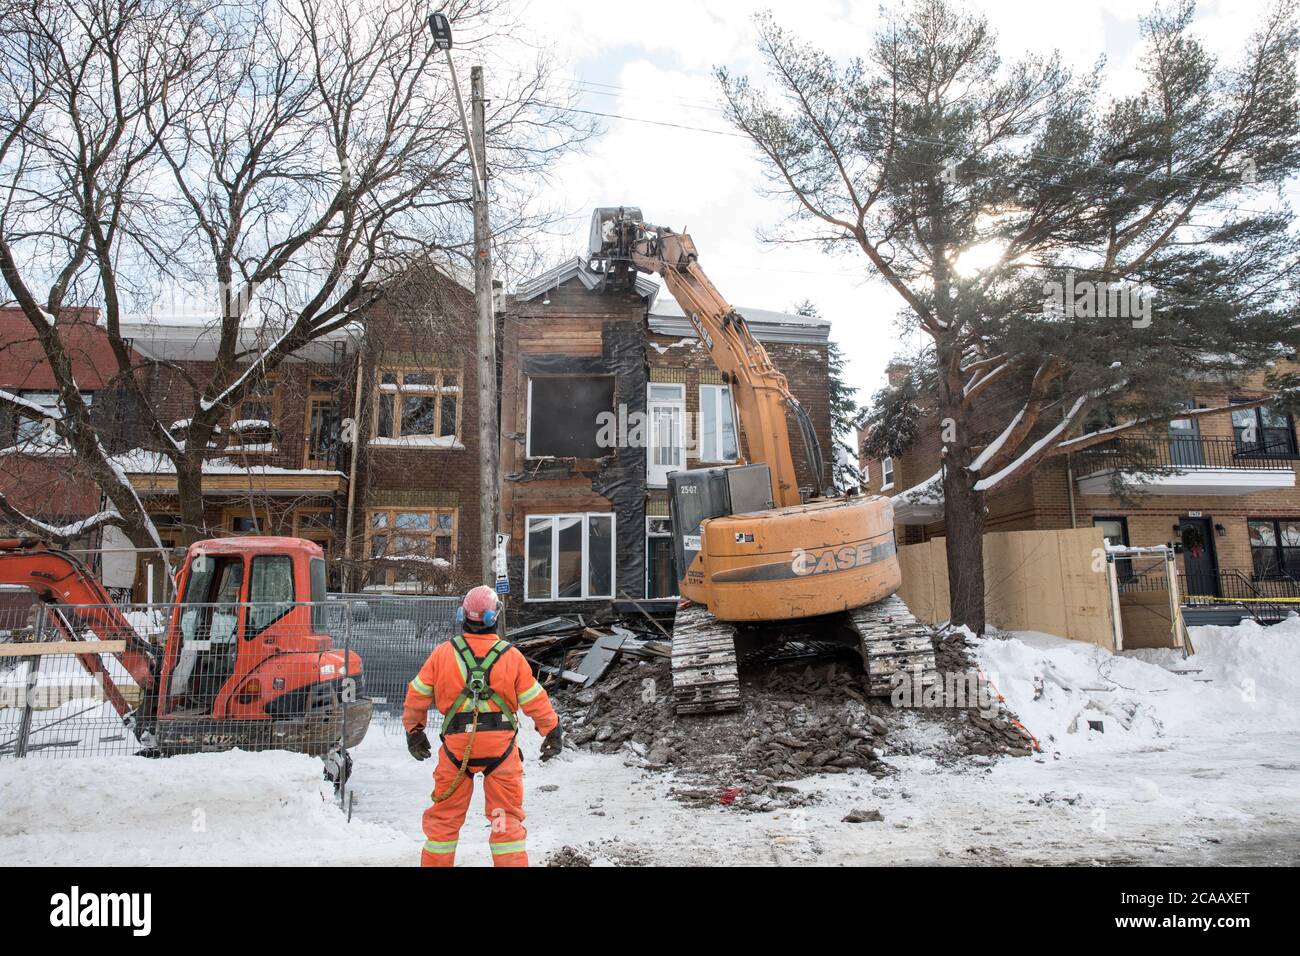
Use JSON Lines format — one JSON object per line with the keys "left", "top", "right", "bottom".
{"left": 514, "top": 612, "right": 1035, "bottom": 813}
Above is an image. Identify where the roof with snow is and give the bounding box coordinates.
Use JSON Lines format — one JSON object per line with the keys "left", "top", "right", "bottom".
{"left": 649, "top": 293, "right": 830, "bottom": 345}
{"left": 119, "top": 311, "right": 360, "bottom": 363}
{"left": 514, "top": 256, "right": 660, "bottom": 304}
{"left": 512, "top": 259, "right": 830, "bottom": 345}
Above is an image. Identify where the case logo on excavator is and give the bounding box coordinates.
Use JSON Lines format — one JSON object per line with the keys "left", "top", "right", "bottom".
{"left": 791, "top": 539, "right": 897, "bottom": 577}
{"left": 709, "top": 536, "right": 897, "bottom": 584}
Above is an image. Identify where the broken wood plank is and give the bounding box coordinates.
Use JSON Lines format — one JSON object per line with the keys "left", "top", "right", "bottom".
{"left": 0, "top": 641, "right": 127, "bottom": 657}
{"left": 536, "top": 664, "right": 588, "bottom": 685}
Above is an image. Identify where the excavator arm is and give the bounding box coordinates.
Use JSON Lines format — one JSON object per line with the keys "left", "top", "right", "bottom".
{"left": 591, "top": 208, "right": 823, "bottom": 507}
{"left": 0, "top": 538, "right": 159, "bottom": 722}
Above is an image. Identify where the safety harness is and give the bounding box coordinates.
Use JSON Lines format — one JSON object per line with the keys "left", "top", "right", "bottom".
{"left": 431, "top": 635, "right": 519, "bottom": 804}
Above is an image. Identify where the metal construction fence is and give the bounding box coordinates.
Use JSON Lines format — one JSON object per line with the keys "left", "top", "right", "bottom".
{"left": 0, "top": 594, "right": 460, "bottom": 769}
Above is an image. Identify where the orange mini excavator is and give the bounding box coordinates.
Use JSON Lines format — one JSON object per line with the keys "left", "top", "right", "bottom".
{"left": 0, "top": 536, "right": 371, "bottom": 779}
{"left": 590, "top": 208, "right": 937, "bottom": 713}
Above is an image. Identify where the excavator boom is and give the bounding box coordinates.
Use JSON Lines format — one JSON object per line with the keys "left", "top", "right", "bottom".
{"left": 0, "top": 538, "right": 159, "bottom": 722}
{"left": 591, "top": 208, "right": 823, "bottom": 506}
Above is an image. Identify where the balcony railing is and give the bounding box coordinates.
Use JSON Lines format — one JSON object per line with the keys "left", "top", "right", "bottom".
{"left": 1075, "top": 435, "right": 1295, "bottom": 474}
{"left": 1118, "top": 566, "right": 1300, "bottom": 622}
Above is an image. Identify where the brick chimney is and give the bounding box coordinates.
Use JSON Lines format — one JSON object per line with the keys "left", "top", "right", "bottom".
{"left": 885, "top": 360, "right": 911, "bottom": 387}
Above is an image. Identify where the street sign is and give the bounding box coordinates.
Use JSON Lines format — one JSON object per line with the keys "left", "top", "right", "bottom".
{"left": 495, "top": 579, "right": 509, "bottom": 594}
{"left": 494, "top": 533, "right": 509, "bottom": 580}
{"left": 428, "top": 13, "right": 453, "bottom": 50}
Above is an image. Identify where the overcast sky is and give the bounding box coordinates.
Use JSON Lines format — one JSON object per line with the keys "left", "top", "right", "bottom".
{"left": 465, "top": 0, "right": 1287, "bottom": 407}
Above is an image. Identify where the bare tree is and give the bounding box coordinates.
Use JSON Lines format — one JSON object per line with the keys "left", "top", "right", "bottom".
{"left": 721, "top": 0, "right": 1300, "bottom": 631}
{"left": 0, "top": 0, "right": 588, "bottom": 552}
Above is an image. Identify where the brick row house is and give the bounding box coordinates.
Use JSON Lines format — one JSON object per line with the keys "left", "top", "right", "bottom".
{"left": 0, "top": 266, "right": 483, "bottom": 600}
{"left": 0, "top": 307, "right": 142, "bottom": 591}
{"left": 2, "top": 259, "right": 834, "bottom": 611}
{"left": 859, "top": 358, "right": 1300, "bottom": 606}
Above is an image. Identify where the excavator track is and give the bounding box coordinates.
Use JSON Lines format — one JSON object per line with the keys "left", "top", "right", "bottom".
{"left": 670, "top": 602, "right": 741, "bottom": 714}
{"left": 847, "top": 594, "right": 939, "bottom": 697}
{"left": 670, "top": 595, "right": 939, "bottom": 714}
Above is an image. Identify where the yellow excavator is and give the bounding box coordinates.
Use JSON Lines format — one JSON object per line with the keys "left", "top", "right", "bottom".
{"left": 589, "top": 208, "right": 938, "bottom": 714}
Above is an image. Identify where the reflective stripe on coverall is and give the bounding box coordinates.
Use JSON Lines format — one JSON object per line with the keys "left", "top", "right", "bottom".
{"left": 403, "top": 633, "right": 558, "bottom": 867}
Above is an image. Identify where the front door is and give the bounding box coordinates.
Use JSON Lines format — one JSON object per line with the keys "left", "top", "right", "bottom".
{"left": 1179, "top": 516, "right": 1220, "bottom": 598}
{"left": 647, "top": 384, "right": 685, "bottom": 488}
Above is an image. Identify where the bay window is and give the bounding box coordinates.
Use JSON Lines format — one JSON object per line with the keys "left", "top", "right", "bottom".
{"left": 367, "top": 507, "right": 456, "bottom": 588}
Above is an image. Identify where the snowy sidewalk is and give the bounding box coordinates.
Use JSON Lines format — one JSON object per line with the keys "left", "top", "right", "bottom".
{"left": 2, "top": 618, "right": 1298, "bottom": 866}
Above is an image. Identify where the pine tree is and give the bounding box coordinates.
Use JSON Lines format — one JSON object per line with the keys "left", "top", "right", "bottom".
{"left": 724, "top": 0, "right": 1300, "bottom": 631}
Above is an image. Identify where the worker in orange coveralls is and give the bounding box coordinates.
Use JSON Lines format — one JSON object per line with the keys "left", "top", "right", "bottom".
{"left": 404, "top": 585, "right": 561, "bottom": 867}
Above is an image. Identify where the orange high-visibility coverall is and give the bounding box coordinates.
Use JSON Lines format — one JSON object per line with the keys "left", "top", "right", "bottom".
{"left": 403, "top": 633, "right": 558, "bottom": 868}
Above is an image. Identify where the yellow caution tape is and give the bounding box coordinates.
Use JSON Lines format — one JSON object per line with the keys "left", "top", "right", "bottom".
{"left": 1184, "top": 595, "right": 1300, "bottom": 604}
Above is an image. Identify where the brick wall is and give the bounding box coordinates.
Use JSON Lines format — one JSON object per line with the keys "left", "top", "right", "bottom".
{"left": 499, "top": 279, "right": 649, "bottom": 618}
{"left": 350, "top": 269, "right": 482, "bottom": 592}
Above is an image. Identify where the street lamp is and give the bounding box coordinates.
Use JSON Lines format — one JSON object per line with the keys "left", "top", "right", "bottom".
{"left": 427, "top": 11, "right": 483, "bottom": 193}
{"left": 427, "top": 12, "right": 453, "bottom": 49}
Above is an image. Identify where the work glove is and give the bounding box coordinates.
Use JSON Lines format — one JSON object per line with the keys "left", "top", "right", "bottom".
{"left": 407, "top": 726, "right": 432, "bottom": 761}
{"left": 539, "top": 723, "right": 563, "bottom": 762}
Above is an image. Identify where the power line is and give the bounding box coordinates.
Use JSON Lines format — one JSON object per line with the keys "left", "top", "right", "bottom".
{"left": 527, "top": 72, "right": 1299, "bottom": 218}
{"left": 538, "top": 102, "right": 748, "bottom": 138}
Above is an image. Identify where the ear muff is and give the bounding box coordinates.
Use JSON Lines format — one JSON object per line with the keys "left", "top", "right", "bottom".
{"left": 454, "top": 607, "right": 464, "bottom": 628}
{"left": 482, "top": 605, "right": 498, "bottom": 627}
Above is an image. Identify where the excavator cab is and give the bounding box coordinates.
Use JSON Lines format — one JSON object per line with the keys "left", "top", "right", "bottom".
{"left": 169, "top": 553, "right": 243, "bottom": 713}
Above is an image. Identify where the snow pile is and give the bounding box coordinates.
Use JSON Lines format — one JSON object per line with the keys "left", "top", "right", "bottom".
{"left": 972, "top": 620, "right": 1300, "bottom": 757}
{"left": 1132, "top": 614, "right": 1300, "bottom": 715}
{"left": 0, "top": 750, "right": 411, "bottom": 866}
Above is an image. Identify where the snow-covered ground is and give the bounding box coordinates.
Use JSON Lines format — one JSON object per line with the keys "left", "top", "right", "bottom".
{"left": 2, "top": 617, "right": 1298, "bottom": 866}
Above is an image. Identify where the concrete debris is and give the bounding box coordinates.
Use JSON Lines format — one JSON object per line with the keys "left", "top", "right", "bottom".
{"left": 545, "top": 845, "right": 593, "bottom": 867}
{"left": 545, "top": 620, "right": 1033, "bottom": 814}
{"left": 841, "top": 808, "right": 884, "bottom": 823}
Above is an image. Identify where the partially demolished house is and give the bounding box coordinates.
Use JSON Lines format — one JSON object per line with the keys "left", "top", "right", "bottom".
{"left": 499, "top": 257, "right": 832, "bottom": 619}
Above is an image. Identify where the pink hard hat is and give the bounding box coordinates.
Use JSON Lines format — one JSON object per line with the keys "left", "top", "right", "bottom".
{"left": 462, "top": 585, "right": 500, "bottom": 625}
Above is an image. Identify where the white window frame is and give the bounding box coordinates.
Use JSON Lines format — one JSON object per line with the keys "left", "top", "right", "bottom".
{"left": 647, "top": 382, "right": 686, "bottom": 487}
{"left": 524, "top": 512, "right": 617, "bottom": 601}
{"left": 645, "top": 516, "right": 679, "bottom": 599}
{"left": 697, "top": 383, "right": 738, "bottom": 463}
{"left": 14, "top": 390, "right": 93, "bottom": 447}
{"left": 881, "top": 456, "right": 895, "bottom": 490}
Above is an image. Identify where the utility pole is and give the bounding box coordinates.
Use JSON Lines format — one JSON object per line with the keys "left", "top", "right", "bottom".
{"left": 429, "top": 14, "right": 500, "bottom": 588}
{"left": 470, "top": 65, "right": 499, "bottom": 587}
